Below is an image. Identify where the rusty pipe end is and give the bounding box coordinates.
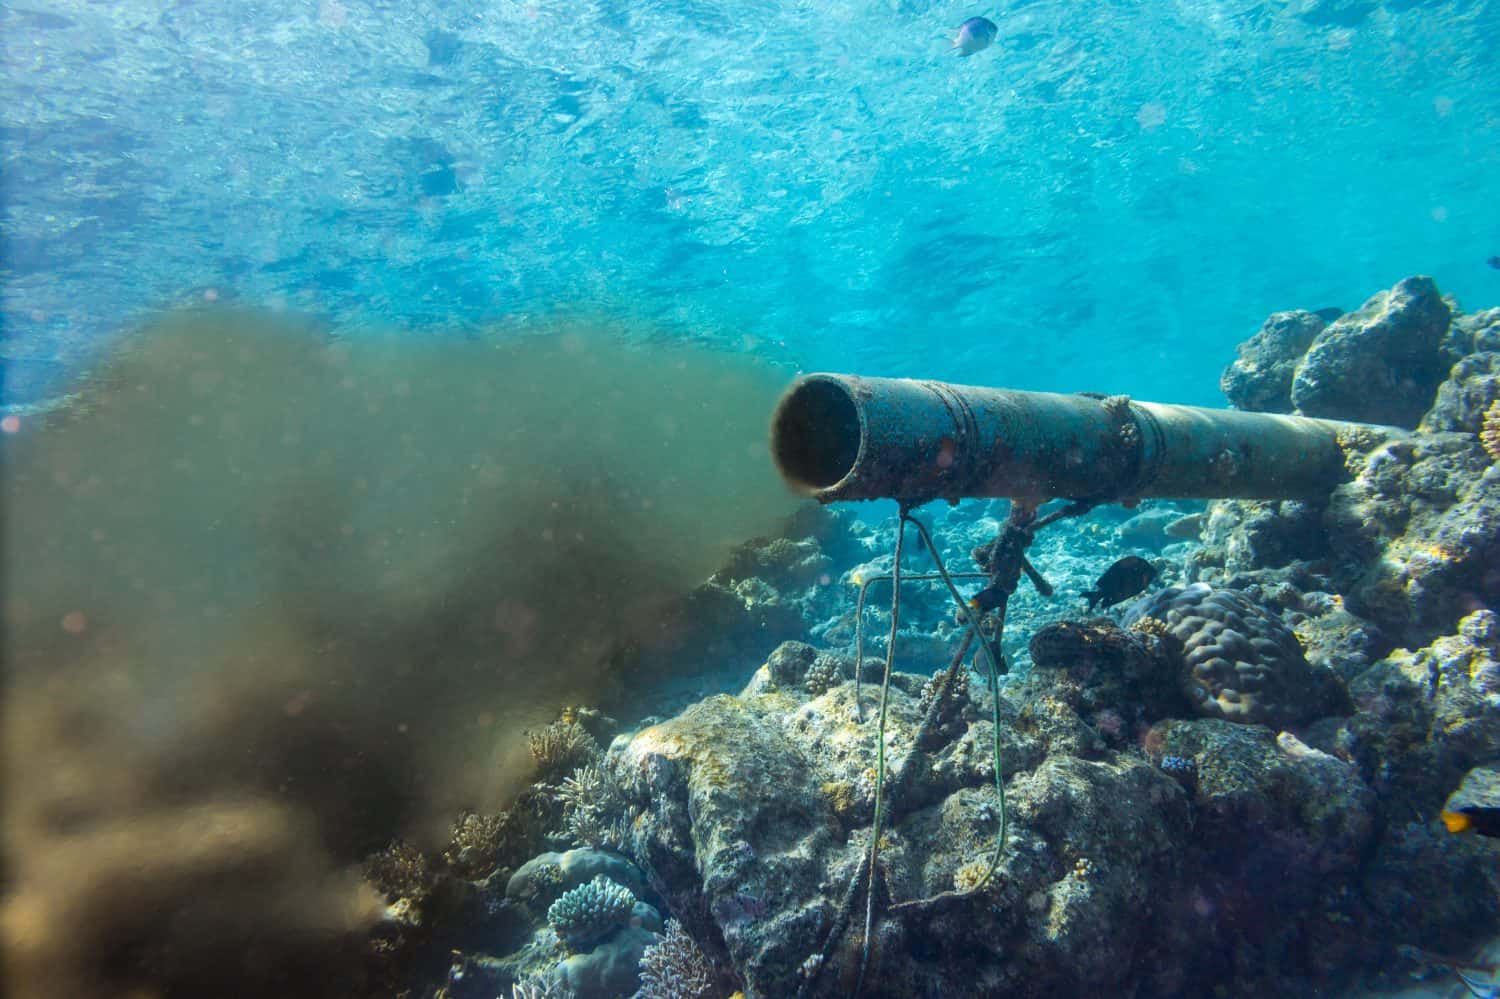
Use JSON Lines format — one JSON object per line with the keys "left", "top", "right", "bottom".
{"left": 770, "top": 374, "right": 863, "bottom": 499}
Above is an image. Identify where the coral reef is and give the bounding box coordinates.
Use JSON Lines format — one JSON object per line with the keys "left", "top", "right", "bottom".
{"left": 1220, "top": 309, "right": 1327, "bottom": 413}
{"left": 1289, "top": 275, "right": 1452, "bottom": 427}
{"left": 445, "top": 810, "right": 509, "bottom": 881}
{"left": 491, "top": 850, "right": 664, "bottom": 997}
{"left": 1483, "top": 398, "right": 1500, "bottom": 462}
{"left": 1025, "top": 618, "right": 1187, "bottom": 746}
{"left": 1333, "top": 610, "right": 1500, "bottom": 811}
{"left": 370, "top": 276, "right": 1500, "bottom": 998}
{"left": 1141, "top": 719, "right": 1376, "bottom": 985}
{"left": 581, "top": 637, "right": 1379, "bottom": 996}
{"left": 366, "top": 840, "right": 436, "bottom": 902}
{"left": 46, "top": 275, "right": 1486, "bottom": 999}
{"left": 1422, "top": 351, "right": 1500, "bottom": 437}
{"left": 557, "top": 763, "right": 638, "bottom": 852}
{"left": 1326, "top": 430, "right": 1499, "bottom": 647}
{"left": 802, "top": 652, "right": 850, "bottom": 696}
{"left": 1453, "top": 306, "right": 1500, "bottom": 354}
{"left": 638, "top": 920, "right": 719, "bottom": 999}
{"left": 506, "top": 849, "right": 647, "bottom": 912}
{"left": 547, "top": 876, "right": 639, "bottom": 950}
{"left": 1122, "top": 582, "right": 1333, "bottom": 727}
{"left": 1446, "top": 763, "right": 1500, "bottom": 814}
{"left": 556, "top": 927, "right": 658, "bottom": 996}
{"left": 529, "top": 721, "right": 604, "bottom": 782}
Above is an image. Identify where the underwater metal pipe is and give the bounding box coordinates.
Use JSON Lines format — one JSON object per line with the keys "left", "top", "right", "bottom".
{"left": 771, "top": 373, "right": 1400, "bottom": 505}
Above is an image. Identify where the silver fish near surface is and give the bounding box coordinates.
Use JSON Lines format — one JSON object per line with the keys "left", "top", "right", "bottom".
{"left": 952, "top": 15, "right": 998, "bottom": 56}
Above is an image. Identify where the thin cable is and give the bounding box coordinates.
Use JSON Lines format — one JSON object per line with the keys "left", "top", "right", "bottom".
{"left": 854, "top": 508, "right": 908, "bottom": 997}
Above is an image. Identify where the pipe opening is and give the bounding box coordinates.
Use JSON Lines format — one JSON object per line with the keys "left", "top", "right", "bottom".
{"left": 771, "top": 377, "right": 862, "bottom": 494}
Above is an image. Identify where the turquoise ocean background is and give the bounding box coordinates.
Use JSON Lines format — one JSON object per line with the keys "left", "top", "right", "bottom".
{"left": 4, "top": 0, "right": 1498, "bottom": 406}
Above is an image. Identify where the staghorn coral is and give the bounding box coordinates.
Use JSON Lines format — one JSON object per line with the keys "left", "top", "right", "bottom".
{"left": 443, "top": 809, "right": 507, "bottom": 880}
{"left": 547, "top": 875, "right": 638, "bottom": 951}
{"left": 530, "top": 721, "right": 603, "bottom": 782}
{"left": 637, "top": 919, "right": 718, "bottom": 999}
{"left": 512, "top": 976, "right": 579, "bottom": 999}
{"left": 557, "top": 763, "right": 638, "bottom": 852}
{"left": 366, "top": 840, "right": 435, "bottom": 901}
{"left": 1124, "top": 583, "right": 1331, "bottom": 727}
{"left": 510, "top": 970, "right": 580, "bottom": 999}
{"left": 1483, "top": 399, "right": 1500, "bottom": 462}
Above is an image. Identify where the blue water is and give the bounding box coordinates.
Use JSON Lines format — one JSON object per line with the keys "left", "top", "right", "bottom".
{"left": 4, "top": 0, "right": 1497, "bottom": 407}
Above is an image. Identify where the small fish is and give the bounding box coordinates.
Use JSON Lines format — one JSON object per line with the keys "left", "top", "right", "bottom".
{"left": 1441, "top": 805, "right": 1500, "bottom": 838}
{"left": 1312, "top": 306, "right": 1343, "bottom": 322}
{"left": 1487, "top": 256, "right": 1500, "bottom": 271}
{"left": 952, "top": 16, "right": 998, "bottom": 56}
{"left": 1083, "top": 555, "right": 1158, "bottom": 611}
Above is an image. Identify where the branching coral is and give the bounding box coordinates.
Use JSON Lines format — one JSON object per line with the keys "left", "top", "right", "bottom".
{"left": 546, "top": 875, "right": 637, "bottom": 950}
{"left": 366, "top": 840, "right": 435, "bottom": 900}
{"left": 1482, "top": 399, "right": 1500, "bottom": 462}
{"left": 512, "top": 974, "right": 573, "bottom": 999}
{"left": 637, "top": 920, "right": 717, "bottom": 999}
{"left": 443, "top": 809, "right": 507, "bottom": 880}
{"left": 557, "top": 763, "right": 637, "bottom": 851}
{"left": 529, "top": 721, "right": 603, "bottom": 781}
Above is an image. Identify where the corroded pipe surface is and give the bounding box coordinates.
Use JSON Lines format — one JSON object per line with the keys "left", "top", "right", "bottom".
{"left": 770, "top": 373, "right": 1399, "bottom": 505}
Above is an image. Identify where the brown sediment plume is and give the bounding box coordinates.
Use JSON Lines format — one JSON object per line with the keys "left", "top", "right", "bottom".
{"left": 1, "top": 310, "right": 798, "bottom": 998}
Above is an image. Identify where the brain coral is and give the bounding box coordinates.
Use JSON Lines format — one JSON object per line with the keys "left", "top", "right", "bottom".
{"left": 546, "top": 874, "right": 637, "bottom": 950}
{"left": 1123, "top": 583, "right": 1324, "bottom": 727}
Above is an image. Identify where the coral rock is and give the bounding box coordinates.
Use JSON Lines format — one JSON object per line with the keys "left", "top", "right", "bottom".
{"left": 1340, "top": 611, "right": 1500, "bottom": 818}
{"left": 555, "top": 925, "right": 659, "bottom": 997}
{"left": 1291, "top": 276, "right": 1452, "bottom": 427}
{"left": 1220, "top": 310, "right": 1326, "bottom": 413}
{"left": 1454, "top": 307, "right": 1500, "bottom": 354}
{"left": 1327, "top": 433, "right": 1500, "bottom": 647}
{"left": 506, "top": 848, "right": 646, "bottom": 911}
{"left": 1421, "top": 351, "right": 1500, "bottom": 437}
